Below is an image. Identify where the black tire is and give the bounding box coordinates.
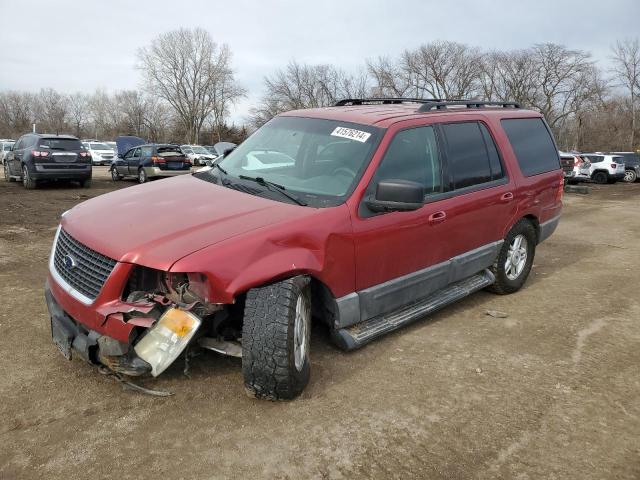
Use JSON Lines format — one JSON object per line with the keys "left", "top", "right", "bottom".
{"left": 111, "top": 168, "right": 122, "bottom": 181}
{"left": 592, "top": 171, "right": 608, "bottom": 184}
{"left": 242, "top": 276, "right": 311, "bottom": 400}
{"left": 487, "top": 219, "right": 536, "bottom": 295}
{"left": 80, "top": 178, "right": 92, "bottom": 188}
{"left": 624, "top": 170, "right": 637, "bottom": 183}
{"left": 22, "top": 165, "right": 36, "bottom": 189}
{"left": 138, "top": 168, "right": 147, "bottom": 184}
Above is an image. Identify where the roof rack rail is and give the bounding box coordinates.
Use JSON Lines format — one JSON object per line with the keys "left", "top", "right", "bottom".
{"left": 334, "top": 98, "right": 445, "bottom": 106}
{"left": 416, "top": 100, "right": 520, "bottom": 112}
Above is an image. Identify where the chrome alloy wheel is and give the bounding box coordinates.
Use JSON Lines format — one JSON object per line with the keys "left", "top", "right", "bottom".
{"left": 293, "top": 293, "right": 311, "bottom": 372}
{"left": 505, "top": 234, "right": 528, "bottom": 280}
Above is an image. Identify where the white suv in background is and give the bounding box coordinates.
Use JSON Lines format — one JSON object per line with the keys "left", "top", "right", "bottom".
{"left": 82, "top": 141, "right": 116, "bottom": 166}
{"left": 579, "top": 154, "right": 626, "bottom": 184}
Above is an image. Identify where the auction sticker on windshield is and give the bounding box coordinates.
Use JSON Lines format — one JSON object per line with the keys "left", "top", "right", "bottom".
{"left": 330, "top": 126, "right": 371, "bottom": 143}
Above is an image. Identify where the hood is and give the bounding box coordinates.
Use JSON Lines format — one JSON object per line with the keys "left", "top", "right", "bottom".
{"left": 61, "top": 174, "right": 315, "bottom": 270}
{"left": 116, "top": 135, "right": 146, "bottom": 155}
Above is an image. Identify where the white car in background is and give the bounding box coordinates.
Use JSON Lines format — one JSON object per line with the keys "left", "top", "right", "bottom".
{"left": 0, "top": 140, "right": 15, "bottom": 165}
{"left": 180, "top": 144, "right": 216, "bottom": 166}
{"left": 579, "top": 153, "right": 626, "bottom": 184}
{"left": 82, "top": 141, "right": 116, "bottom": 166}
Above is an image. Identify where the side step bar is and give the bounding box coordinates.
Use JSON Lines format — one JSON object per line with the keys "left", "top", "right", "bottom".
{"left": 331, "top": 269, "right": 495, "bottom": 351}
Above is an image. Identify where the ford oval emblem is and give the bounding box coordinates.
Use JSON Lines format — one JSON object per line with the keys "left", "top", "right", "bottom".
{"left": 63, "top": 254, "right": 78, "bottom": 270}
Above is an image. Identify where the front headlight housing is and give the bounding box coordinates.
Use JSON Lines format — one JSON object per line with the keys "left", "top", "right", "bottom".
{"left": 134, "top": 307, "right": 201, "bottom": 376}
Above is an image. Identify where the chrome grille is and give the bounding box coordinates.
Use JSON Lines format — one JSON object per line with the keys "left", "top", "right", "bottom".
{"left": 53, "top": 228, "right": 117, "bottom": 301}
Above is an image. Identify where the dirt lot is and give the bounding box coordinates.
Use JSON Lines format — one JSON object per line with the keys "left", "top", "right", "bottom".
{"left": 1, "top": 167, "right": 639, "bottom": 479}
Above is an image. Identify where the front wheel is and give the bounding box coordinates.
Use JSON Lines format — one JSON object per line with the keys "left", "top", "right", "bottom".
{"left": 111, "top": 168, "right": 122, "bottom": 181}
{"left": 487, "top": 220, "right": 536, "bottom": 295}
{"left": 624, "top": 170, "right": 637, "bottom": 183}
{"left": 242, "top": 276, "right": 311, "bottom": 400}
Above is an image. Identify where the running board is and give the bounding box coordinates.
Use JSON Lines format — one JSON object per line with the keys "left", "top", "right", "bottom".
{"left": 331, "top": 269, "right": 495, "bottom": 351}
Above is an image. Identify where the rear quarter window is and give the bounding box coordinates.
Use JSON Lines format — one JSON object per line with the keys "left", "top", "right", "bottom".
{"left": 501, "top": 118, "right": 559, "bottom": 176}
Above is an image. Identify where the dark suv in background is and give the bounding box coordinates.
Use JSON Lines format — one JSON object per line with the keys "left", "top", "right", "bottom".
{"left": 4, "top": 134, "right": 92, "bottom": 189}
{"left": 111, "top": 143, "right": 192, "bottom": 183}
{"left": 613, "top": 151, "right": 640, "bottom": 183}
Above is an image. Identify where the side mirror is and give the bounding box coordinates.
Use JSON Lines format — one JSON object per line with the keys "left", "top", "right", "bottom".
{"left": 117, "top": 153, "right": 123, "bottom": 159}
{"left": 223, "top": 147, "right": 236, "bottom": 156}
{"left": 366, "top": 179, "right": 424, "bottom": 213}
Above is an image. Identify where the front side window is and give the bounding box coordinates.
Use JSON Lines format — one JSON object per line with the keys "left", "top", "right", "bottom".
{"left": 216, "top": 116, "right": 382, "bottom": 207}
{"left": 442, "top": 122, "right": 493, "bottom": 189}
{"left": 501, "top": 118, "right": 559, "bottom": 176}
{"left": 373, "top": 126, "right": 441, "bottom": 195}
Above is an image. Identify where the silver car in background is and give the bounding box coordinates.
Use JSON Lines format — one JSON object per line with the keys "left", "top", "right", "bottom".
{"left": 0, "top": 140, "right": 15, "bottom": 165}
{"left": 82, "top": 141, "right": 116, "bottom": 166}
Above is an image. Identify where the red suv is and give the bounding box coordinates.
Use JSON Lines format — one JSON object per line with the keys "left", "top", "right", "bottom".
{"left": 45, "top": 99, "right": 563, "bottom": 399}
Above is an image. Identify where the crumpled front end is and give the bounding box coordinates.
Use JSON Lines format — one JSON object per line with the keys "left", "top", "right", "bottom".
{"left": 45, "top": 225, "right": 226, "bottom": 377}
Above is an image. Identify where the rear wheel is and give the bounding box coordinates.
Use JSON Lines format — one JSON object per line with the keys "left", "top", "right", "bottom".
{"left": 488, "top": 219, "right": 536, "bottom": 295}
{"left": 138, "top": 168, "right": 147, "bottom": 184}
{"left": 624, "top": 170, "right": 637, "bottom": 183}
{"left": 22, "top": 165, "right": 36, "bottom": 189}
{"left": 242, "top": 276, "right": 311, "bottom": 400}
{"left": 592, "top": 171, "right": 608, "bottom": 184}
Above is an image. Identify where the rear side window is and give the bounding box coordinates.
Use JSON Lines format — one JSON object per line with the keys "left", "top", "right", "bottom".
{"left": 40, "top": 138, "right": 82, "bottom": 150}
{"left": 374, "top": 126, "right": 441, "bottom": 194}
{"left": 141, "top": 146, "right": 153, "bottom": 157}
{"left": 442, "top": 122, "right": 502, "bottom": 189}
{"left": 501, "top": 118, "right": 559, "bottom": 176}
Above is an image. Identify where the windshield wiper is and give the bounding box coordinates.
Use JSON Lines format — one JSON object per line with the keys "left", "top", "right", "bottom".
{"left": 238, "top": 175, "right": 307, "bottom": 206}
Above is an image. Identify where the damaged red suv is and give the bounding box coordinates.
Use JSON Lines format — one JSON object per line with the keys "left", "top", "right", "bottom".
{"left": 45, "top": 99, "right": 563, "bottom": 399}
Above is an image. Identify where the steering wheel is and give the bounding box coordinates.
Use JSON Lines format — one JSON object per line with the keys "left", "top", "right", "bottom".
{"left": 332, "top": 167, "right": 356, "bottom": 178}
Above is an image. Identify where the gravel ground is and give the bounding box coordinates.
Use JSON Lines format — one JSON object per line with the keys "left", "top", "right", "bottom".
{"left": 1, "top": 168, "right": 639, "bottom": 479}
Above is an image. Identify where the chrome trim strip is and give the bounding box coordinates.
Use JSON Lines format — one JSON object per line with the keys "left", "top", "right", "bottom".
{"left": 48, "top": 225, "right": 94, "bottom": 306}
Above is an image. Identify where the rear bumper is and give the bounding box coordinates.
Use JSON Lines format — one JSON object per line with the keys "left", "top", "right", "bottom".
{"left": 143, "top": 166, "right": 191, "bottom": 177}
{"left": 33, "top": 164, "right": 91, "bottom": 180}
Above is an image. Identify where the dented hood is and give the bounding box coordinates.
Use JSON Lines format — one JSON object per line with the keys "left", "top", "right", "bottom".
{"left": 61, "top": 174, "right": 315, "bottom": 270}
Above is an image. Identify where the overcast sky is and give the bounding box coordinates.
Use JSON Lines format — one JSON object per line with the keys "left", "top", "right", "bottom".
{"left": 1, "top": 0, "right": 638, "bottom": 122}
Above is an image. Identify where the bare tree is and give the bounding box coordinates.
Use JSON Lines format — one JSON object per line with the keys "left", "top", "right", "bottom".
{"left": 248, "top": 60, "right": 369, "bottom": 128}
{"left": 611, "top": 37, "right": 640, "bottom": 149}
{"left": 137, "top": 28, "right": 243, "bottom": 143}
{"left": 67, "top": 92, "right": 89, "bottom": 137}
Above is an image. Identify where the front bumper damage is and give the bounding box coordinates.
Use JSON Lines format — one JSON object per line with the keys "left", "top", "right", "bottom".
{"left": 45, "top": 281, "right": 152, "bottom": 376}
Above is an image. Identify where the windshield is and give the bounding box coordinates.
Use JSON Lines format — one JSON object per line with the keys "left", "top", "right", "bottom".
{"left": 90, "top": 143, "right": 110, "bottom": 150}
{"left": 192, "top": 146, "right": 209, "bottom": 154}
{"left": 39, "top": 138, "right": 82, "bottom": 150}
{"left": 216, "top": 116, "right": 382, "bottom": 207}
{"left": 2, "top": 142, "right": 14, "bottom": 151}
{"left": 181, "top": 146, "right": 193, "bottom": 154}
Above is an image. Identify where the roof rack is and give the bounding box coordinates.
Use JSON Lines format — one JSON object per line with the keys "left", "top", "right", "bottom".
{"left": 334, "top": 98, "right": 520, "bottom": 111}
{"left": 334, "top": 98, "right": 444, "bottom": 106}
{"left": 417, "top": 100, "right": 520, "bottom": 112}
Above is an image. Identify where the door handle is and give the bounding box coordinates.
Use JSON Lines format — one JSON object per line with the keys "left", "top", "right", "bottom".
{"left": 500, "top": 192, "right": 514, "bottom": 202}
{"left": 428, "top": 211, "right": 447, "bottom": 224}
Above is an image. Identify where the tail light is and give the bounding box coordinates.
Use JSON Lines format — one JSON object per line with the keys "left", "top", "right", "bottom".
{"left": 151, "top": 156, "right": 165, "bottom": 165}
{"left": 574, "top": 156, "right": 581, "bottom": 166}
{"left": 32, "top": 151, "right": 50, "bottom": 157}
{"left": 556, "top": 177, "right": 564, "bottom": 202}
{"left": 611, "top": 164, "right": 617, "bottom": 169}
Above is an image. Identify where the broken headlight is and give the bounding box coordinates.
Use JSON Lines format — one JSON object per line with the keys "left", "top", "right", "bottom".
{"left": 134, "top": 307, "right": 201, "bottom": 376}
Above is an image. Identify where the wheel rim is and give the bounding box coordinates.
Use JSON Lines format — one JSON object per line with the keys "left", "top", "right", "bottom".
{"left": 139, "top": 170, "right": 145, "bottom": 183}
{"left": 293, "top": 294, "right": 310, "bottom": 372}
{"left": 624, "top": 171, "right": 635, "bottom": 182}
{"left": 505, "top": 234, "right": 528, "bottom": 281}
{"left": 22, "top": 166, "right": 28, "bottom": 186}
{"left": 111, "top": 169, "right": 118, "bottom": 181}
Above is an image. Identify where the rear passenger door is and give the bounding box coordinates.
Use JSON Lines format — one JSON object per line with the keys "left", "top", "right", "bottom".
{"left": 437, "top": 120, "right": 518, "bottom": 276}
{"left": 127, "top": 147, "right": 141, "bottom": 175}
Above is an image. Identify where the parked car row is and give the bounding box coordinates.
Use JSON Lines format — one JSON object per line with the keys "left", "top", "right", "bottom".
{"left": 560, "top": 151, "right": 639, "bottom": 184}
{"left": 1, "top": 132, "right": 237, "bottom": 189}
